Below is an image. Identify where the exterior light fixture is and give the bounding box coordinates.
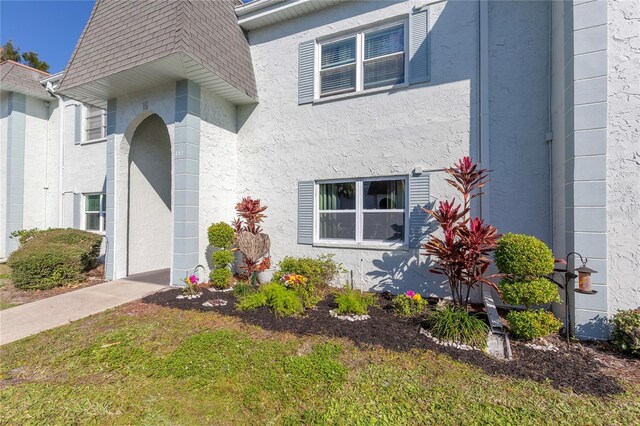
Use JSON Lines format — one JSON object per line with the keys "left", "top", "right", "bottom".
{"left": 575, "top": 263, "right": 598, "bottom": 294}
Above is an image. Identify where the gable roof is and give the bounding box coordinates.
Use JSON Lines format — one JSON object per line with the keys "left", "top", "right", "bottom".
{"left": 58, "top": 0, "right": 257, "bottom": 107}
{"left": 0, "top": 60, "right": 51, "bottom": 100}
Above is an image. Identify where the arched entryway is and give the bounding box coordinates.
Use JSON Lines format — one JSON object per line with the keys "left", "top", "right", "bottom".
{"left": 127, "top": 114, "right": 172, "bottom": 278}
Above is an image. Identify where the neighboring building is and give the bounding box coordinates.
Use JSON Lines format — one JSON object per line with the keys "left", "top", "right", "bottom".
{"left": 1, "top": 0, "right": 637, "bottom": 340}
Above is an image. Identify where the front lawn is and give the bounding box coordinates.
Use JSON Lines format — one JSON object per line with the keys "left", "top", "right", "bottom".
{"left": 1, "top": 300, "right": 638, "bottom": 425}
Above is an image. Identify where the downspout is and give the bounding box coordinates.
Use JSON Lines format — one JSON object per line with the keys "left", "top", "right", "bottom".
{"left": 45, "top": 81, "right": 65, "bottom": 228}
{"left": 546, "top": 0, "right": 554, "bottom": 250}
{"left": 479, "top": 0, "right": 490, "bottom": 222}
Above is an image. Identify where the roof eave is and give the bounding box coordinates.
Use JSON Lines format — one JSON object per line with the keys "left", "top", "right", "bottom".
{"left": 236, "top": 0, "right": 343, "bottom": 31}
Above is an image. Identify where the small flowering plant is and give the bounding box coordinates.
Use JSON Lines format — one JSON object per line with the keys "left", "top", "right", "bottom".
{"left": 281, "top": 273, "right": 308, "bottom": 288}
{"left": 183, "top": 274, "right": 200, "bottom": 296}
{"left": 393, "top": 290, "right": 428, "bottom": 317}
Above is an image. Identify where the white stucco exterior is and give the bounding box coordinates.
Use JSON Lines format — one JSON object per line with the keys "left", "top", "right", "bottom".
{"left": 1, "top": 0, "right": 638, "bottom": 340}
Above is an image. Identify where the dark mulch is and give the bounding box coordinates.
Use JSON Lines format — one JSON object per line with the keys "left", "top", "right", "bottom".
{"left": 142, "top": 288, "right": 637, "bottom": 397}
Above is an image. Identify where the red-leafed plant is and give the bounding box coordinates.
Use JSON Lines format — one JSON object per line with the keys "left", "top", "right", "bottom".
{"left": 232, "top": 197, "right": 271, "bottom": 282}
{"left": 422, "top": 157, "right": 501, "bottom": 308}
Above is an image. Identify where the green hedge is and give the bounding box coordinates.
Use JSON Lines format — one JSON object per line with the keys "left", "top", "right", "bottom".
{"left": 611, "top": 309, "right": 640, "bottom": 357}
{"left": 8, "top": 229, "right": 102, "bottom": 290}
{"left": 499, "top": 277, "right": 560, "bottom": 309}
{"left": 274, "top": 254, "right": 344, "bottom": 288}
{"left": 495, "top": 233, "right": 555, "bottom": 277}
{"left": 506, "top": 310, "right": 563, "bottom": 340}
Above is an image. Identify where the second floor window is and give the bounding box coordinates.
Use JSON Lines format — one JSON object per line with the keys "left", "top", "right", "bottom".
{"left": 319, "top": 22, "right": 407, "bottom": 98}
{"left": 86, "top": 106, "right": 106, "bottom": 141}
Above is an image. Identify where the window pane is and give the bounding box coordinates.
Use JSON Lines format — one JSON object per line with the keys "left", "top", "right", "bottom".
{"left": 363, "top": 212, "right": 404, "bottom": 242}
{"left": 364, "top": 53, "right": 405, "bottom": 89}
{"left": 86, "top": 194, "right": 101, "bottom": 212}
{"left": 86, "top": 128, "right": 103, "bottom": 140}
{"left": 365, "top": 26, "right": 404, "bottom": 59}
{"left": 320, "top": 64, "right": 356, "bottom": 95}
{"left": 86, "top": 213, "right": 101, "bottom": 231}
{"left": 321, "top": 38, "right": 356, "bottom": 69}
{"left": 319, "top": 182, "right": 356, "bottom": 210}
{"left": 363, "top": 180, "right": 405, "bottom": 210}
{"left": 101, "top": 194, "right": 106, "bottom": 211}
{"left": 319, "top": 212, "right": 356, "bottom": 240}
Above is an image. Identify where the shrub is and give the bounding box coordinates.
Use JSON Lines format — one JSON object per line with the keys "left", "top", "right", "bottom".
{"left": 9, "top": 228, "right": 42, "bottom": 246}
{"left": 506, "top": 309, "right": 563, "bottom": 340}
{"left": 499, "top": 278, "right": 560, "bottom": 309}
{"left": 611, "top": 309, "right": 640, "bottom": 357}
{"left": 495, "top": 233, "right": 554, "bottom": 278}
{"left": 232, "top": 282, "right": 255, "bottom": 299}
{"left": 274, "top": 254, "right": 344, "bottom": 288}
{"left": 207, "top": 222, "right": 235, "bottom": 249}
{"left": 423, "top": 305, "right": 489, "bottom": 348}
{"left": 210, "top": 268, "right": 232, "bottom": 290}
{"left": 212, "top": 250, "right": 235, "bottom": 269}
{"left": 392, "top": 290, "right": 428, "bottom": 317}
{"left": 8, "top": 229, "right": 102, "bottom": 290}
{"left": 236, "top": 283, "right": 304, "bottom": 317}
{"left": 334, "top": 289, "right": 377, "bottom": 316}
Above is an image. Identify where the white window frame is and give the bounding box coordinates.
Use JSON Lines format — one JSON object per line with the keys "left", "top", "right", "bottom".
{"left": 83, "top": 193, "right": 106, "bottom": 233}
{"left": 314, "top": 19, "right": 409, "bottom": 100}
{"left": 84, "top": 106, "right": 107, "bottom": 143}
{"left": 313, "top": 176, "right": 409, "bottom": 248}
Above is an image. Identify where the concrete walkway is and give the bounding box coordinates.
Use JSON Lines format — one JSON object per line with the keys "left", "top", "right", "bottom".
{"left": 0, "top": 279, "right": 167, "bottom": 346}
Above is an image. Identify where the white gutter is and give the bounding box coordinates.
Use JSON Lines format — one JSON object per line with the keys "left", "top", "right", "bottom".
{"left": 235, "top": 0, "right": 286, "bottom": 16}
{"left": 478, "top": 0, "right": 490, "bottom": 222}
{"left": 45, "top": 81, "right": 65, "bottom": 228}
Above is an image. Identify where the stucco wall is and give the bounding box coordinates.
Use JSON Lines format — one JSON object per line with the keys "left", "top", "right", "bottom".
{"left": 0, "top": 92, "right": 8, "bottom": 258}
{"left": 606, "top": 0, "right": 640, "bottom": 312}
{"left": 23, "top": 96, "right": 51, "bottom": 230}
{"left": 199, "top": 89, "right": 238, "bottom": 274}
{"left": 236, "top": 0, "right": 551, "bottom": 294}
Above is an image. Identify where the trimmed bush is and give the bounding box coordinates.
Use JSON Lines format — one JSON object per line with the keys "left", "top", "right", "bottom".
{"left": 499, "top": 278, "right": 560, "bottom": 309}
{"left": 423, "top": 306, "right": 489, "bottom": 348}
{"left": 212, "top": 250, "right": 235, "bottom": 269}
{"left": 506, "top": 309, "right": 563, "bottom": 340}
{"left": 334, "top": 289, "right": 377, "bottom": 316}
{"left": 495, "top": 233, "right": 554, "bottom": 277}
{"left": 8, "top": 228, "right": 102, "bottom": 290}
{"left": 611, "top": 309, "right": 640, "bottom": 357}
{"left": 207, "top": 222, "right": 235, "bottom": 249}
{"left": 274, "top": 254, "right": 344, "bottom": 288}
{"left": 9, "top": 228, "right": 41, "bottom": 246}
{"left": 210, "top": 268, "right": 232, "bottom": 290}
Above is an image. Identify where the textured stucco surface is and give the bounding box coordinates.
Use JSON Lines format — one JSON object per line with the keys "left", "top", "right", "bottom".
{"left": 22, "top": 96, "right": 50, "bottom": 230}
{"left": 235, "top": 0, "right": 551, "bottom": 294}
{"left": 0, "top": 93, "right": 8, "bottom": 258}
{"left": 199, "top": 89, "right": 238, "bottom": 275}
{"left": 606, "top": 0, "right": 640, "bottom": 312}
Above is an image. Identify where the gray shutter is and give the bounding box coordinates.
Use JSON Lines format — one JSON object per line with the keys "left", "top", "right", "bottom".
{"left": 74, "top": 104, "right": 82, "bottom": 145}
{"left": 298, "top": 180, "right": 314, "bottom": 244}
{"left": 409, "top": 9, "right": 430, "bottom": 85}
{"left": 408, "top": 173, "right": 430, "bottom": 248}
{"left": 73, "top": 193, "right": 82, "bottom": 229}
{"left": 298, "top": 40, "right": 315, "bottom": 105}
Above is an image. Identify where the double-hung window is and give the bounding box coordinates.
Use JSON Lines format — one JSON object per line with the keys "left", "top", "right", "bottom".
{"left": 85, "top": 105, "right": 107, "bottom": 141}
{"left": 84, "top": 193, "right": 106, "bottom": 232}
{"left": 318, "top": 22, "right": 407, "bottom": 98}
{"left": 317, "top": 177, "right": 406, "bottom": 245}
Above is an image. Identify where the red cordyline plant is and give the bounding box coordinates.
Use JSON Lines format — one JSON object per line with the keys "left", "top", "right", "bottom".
{"left": 422, "top": 157, "right": 501, "bottom": 308}
{"left": 232, "top": 197, "right": 271, "bottom": 279}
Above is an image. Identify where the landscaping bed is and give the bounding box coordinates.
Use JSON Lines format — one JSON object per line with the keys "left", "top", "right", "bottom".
{"left": 143, "top": 288, "right": 638, "bottom": 397}
{"left": 0, "top": 264, "right": 105, "bottom": 309}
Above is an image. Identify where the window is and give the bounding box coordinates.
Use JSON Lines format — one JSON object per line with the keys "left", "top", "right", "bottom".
{"left": 316, "top": 177, "right": 406, "bottom": 245}
{"left": 318, "top": 22, "right": 407, "bottom": 98}
{"left": 85, "top": 193, "right": 106, "bottom": 232}
{"left": 85, "top": 106, "right": 106, "bottom": 141}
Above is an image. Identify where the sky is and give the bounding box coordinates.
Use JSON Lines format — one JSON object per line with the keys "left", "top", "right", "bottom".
{"left": 1, "top": 0, "right": 94, "bottom": 73}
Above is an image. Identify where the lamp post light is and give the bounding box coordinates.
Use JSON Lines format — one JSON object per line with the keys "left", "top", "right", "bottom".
{"left": 558, "top": 252, "right": 598, "bottom": 343}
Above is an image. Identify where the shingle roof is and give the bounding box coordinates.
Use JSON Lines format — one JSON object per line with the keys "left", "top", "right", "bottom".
{"left": 58, "top": 0, "right": 256, "bottom": 101}
{"left": 0, "top": 60, "right": 51, "bottom": 100}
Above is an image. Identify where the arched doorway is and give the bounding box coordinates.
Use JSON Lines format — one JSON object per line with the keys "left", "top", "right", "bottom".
{"left": 127, "top": 114, "right": 171, "bottom": 278}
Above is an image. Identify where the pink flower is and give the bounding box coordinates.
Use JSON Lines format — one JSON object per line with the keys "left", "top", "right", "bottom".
{"left": 406, "top": 290, "right": 415, "bottom": 299}
{"left": 189, "top": 275, "right": 198, "bottom": 284}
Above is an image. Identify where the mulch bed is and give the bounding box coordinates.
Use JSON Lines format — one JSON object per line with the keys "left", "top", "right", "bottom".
{"left": 0, "top": 265, "right": 106, "bottom": 307}
{"left": 142, "top": 288, "right": 639, "bottom": 397}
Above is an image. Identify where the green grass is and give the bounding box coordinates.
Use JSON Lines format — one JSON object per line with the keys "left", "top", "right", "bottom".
{"left": 1, "top": 304, "right": 639, "bottom": 425}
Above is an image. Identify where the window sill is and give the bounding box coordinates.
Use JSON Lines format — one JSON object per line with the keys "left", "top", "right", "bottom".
{"left": 313, "top": 242, "right": 409, "bottom": 251}
{"left": 81, "top": 137, "right": 107, "bottom": 146}
{"left": 313, "top": 82, "right": 410, "bottom": 105}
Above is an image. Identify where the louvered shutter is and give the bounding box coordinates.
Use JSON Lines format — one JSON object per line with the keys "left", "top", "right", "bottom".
{"left": 298, "top": 181, "right": 314, "bottom": 244}
{"left": 74, "top": 104, "right": 82, "bottom": 144}
{"left": 408, "top": 174, "right": 430, "bottom": 248}
{"left": 298, "top": 41, "right": 315, "bottom": 104}
{"left": 409, "top": 9, "right": 430, "bottom": 85}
